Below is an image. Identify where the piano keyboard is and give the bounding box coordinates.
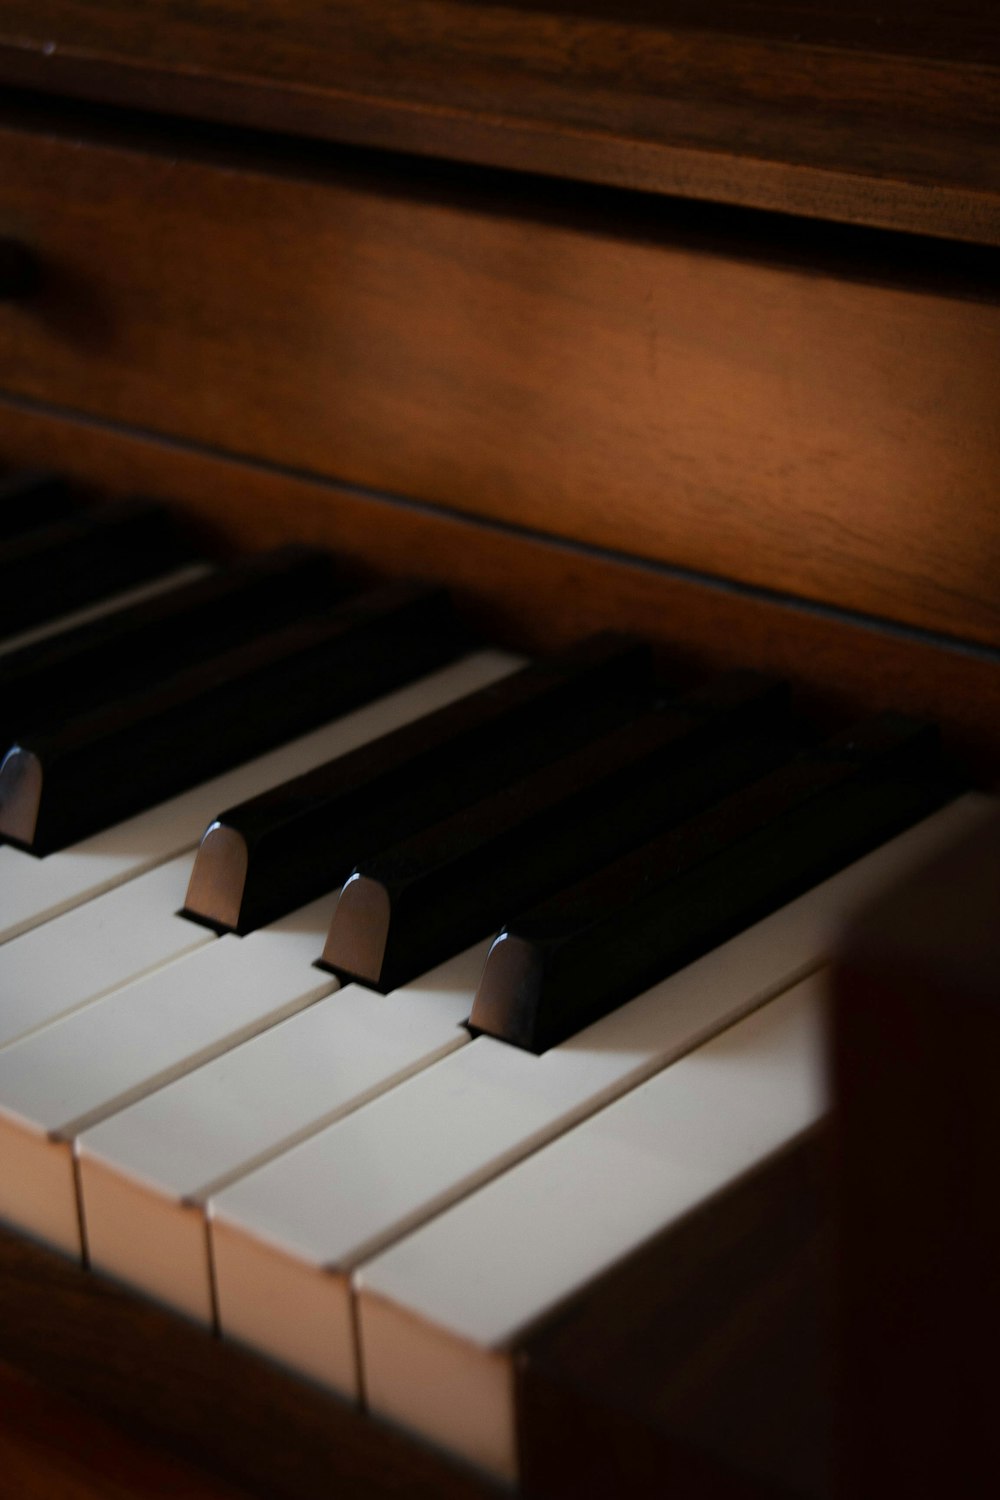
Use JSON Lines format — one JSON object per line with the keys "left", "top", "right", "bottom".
{"left": 0, "top": 480, "right": 993, "bottom": 1487}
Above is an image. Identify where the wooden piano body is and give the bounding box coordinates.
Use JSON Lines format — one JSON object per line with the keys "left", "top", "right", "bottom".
{"left": 0, "top": 4, "right": 997, "bottom": 1495}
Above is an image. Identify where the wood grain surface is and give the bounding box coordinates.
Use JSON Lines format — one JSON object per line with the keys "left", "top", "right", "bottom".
{"left": 0, "top": 1226, "right": 499, "bottom": 1500}
{"left": 0, "top": 397, "right": 997, "bottom": 782}
{"left": 1, "top": 109, "right": 998, "bottom": 648}
{"left": 0, "top": 3, "right": 998, "bottom": 242}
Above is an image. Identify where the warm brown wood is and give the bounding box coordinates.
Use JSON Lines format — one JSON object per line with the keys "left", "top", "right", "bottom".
{"left": 0, "top": 1226, "right": 500, "bottom": 1500}
{"left": 0, "top": 1362, "right": 252, "bottom": 1500}
{"left": 517, "top": 1132, "right": 833, "bottom": 1500}
{"left": 831, "top": 809, "right": 1000, "bottom": 1499}
{"left": 0, "top": 3, "right": 997, "bottom": 243}
{"left": 0, "top": 397, "right": 997, "bottom": 781}
{"left": 1, "top": 109, "right": 998, "bottom": 648}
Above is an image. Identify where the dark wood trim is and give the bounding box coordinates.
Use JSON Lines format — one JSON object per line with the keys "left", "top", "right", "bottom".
{"left": 0, "top": 1224, "right": 500, "bottom": 1500}
{"left": 0, "top": 3, "right": 998, "bottom": 243}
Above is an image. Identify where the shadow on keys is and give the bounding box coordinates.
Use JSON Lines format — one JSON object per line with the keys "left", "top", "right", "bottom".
{"left": 517, "top": 805, "right": 999, "bottom": 1500}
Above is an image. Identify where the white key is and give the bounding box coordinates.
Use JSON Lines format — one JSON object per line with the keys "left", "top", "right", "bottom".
{"left": 0, "top": 896, "right": 338, "bottom": 1259}
{"left": 0, "top": 650, "right": 519, "bottom": 944}
{"left": 208, "top": 793, "right": 991, "bottom": 1409}
{"left": 0, "top": 564, "right": 211, "bottom": 657}
{"left": 78, "top": 943, "right": 484, "bottom": 1324}
{"left": 0, "top": 855, "right": 212, "bottom": 1050}
{"left": 356, "top": 978, "right": 827, "bottom": 1483}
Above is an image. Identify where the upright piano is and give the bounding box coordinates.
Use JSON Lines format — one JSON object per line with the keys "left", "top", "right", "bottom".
{"left": 0, "top": 5, "right": 997, "bottom": 1496}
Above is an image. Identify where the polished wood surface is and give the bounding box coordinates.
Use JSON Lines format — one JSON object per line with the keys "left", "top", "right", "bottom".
{"left": 1, "top": 107, "right": 998, "bottom": 647}
{"left": 0, "top": 398, "right": 998, "bottom": 782}
{"left": 0, "top": 1227, "right": 499, "bottom": 1500}
{"left": 0, "top": 3, "right": 998, "bottom": 242}
{"left": 0, "top": 1362, "right": 251, "bottom": 1500}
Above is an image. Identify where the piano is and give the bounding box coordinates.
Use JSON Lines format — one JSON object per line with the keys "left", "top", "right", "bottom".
{"left": 0, "top": 4, "right": 998, "bottom": 1496}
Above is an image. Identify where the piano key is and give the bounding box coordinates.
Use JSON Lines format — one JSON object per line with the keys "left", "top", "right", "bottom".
{"left": 0, "top": 499, "right": 195, "bottom": 637}
{"left": 0, "top": 545, "right": 342, "bottom": 746}
{"left": 183, "top": 633, "right": 654, "bottom": 935}
{"left": 355, "top": 977, "right": 828, "bottom": 1483}
{"left": 0, "top": 563, "right": 212, "bottom": 659}
{"left": 469, "top": 714, "right": 962, "bottom": 1052}
{"left": 322, "top": 672, "right": 793, "bottom": 990}
{"left": 77, "top": 942, "right": 487, "bottom": 1325}
{"left": 0, "top": 471, "right": 76, "bottom": 538}
{"left": 0, "top": 896, "right": 339, "bottom": 1259}
{"left": 0, "top": 855, "right": 214, "bottom": 1051}
{"left": 206, "top": 794, "right": 989, "bottom": 1402}
{"left": 0, "top": 649, "right": 518, "bottom": 945}
{"left": 0, "top": 581, "right": 464, "bottom": 852}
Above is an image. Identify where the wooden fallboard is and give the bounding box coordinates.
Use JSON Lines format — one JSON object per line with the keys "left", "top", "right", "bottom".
{"left": 1, "top": 104, "right": 999, "bottom": 658}
{"left": 0, "top": 2, "right": 998, "bottom": 242}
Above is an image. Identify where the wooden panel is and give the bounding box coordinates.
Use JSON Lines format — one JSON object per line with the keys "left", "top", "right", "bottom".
{"left": 0, "top": 397, "right": 997, "bottom": 781}
{"left": 0, "top": 3, "right": 998, "bottom": 242}
{"left": 0, "top": 1228, "right": 499, "bottom": 1500}
{"left": 1, "top": 116, "right": 998, "bottom": 647}
{"left": 0, "top": 1362, "right": 251, "bottom": 1500}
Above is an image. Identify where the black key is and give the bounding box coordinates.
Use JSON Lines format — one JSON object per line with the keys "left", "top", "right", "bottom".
{"left": 0, "top": 546, "right": 341, "bottom": 747}
{"left": 0, "top": 583, "right": 462, "bottom": 854}
{"left": 0, "top": 472, "right": 76, "bottom": 539}
{"left": 469, "top": 715, "right": 963, "bottom": 1053}
{"left": 322, "top": 673, "right": 794, "bottom": 991}
{"left": 183, "top": 635, "right": 654, "bottom": 933}
{"left": 0, "top": 499, "right": 195, "bottom": 637}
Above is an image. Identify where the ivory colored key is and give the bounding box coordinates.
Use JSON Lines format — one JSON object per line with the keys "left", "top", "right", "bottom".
{"left": 0, "top": 855, "right": 214, "bottom": 1050}
{"left": 77, "top": 942, "right": 486, "bottom": 1325}
{"left": 0, "top": 897, "right": 338, "bottom": 1260}
{"left": 0, "top": 650, "right": 518, "bottom": 945}
{"left": 208, "top": 794, "right": 992, "bottom": 1408}
{"left": 355, "top": 979, "right": 828, "bottom": 1483}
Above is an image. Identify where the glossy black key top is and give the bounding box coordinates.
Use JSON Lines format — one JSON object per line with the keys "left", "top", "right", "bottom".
{"left": 0, "top": 472, "right": 76, "bottom": 539}
{"left": 322, "top": 673, "right": 794, "bottom": 991}
{"left": 0, "top": 582, "right": 461, "bottom": 854}
{"left": 469, "top": 714, "right": 963, "bottom": 1053}
{"left": 0, "top": 499, "right": 194, "bottom": 637}
{"left": 0, "top": 546, "right": 340, "bottom": 747}
{"left": 183, "top": 635, "right": 654, "bottom": 934}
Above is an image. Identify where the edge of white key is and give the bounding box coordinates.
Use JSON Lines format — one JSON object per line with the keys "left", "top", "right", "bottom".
{"left": 0, "top": 896, "right": 340, "bottom": 1258}
{"left": 0, "top": 854, "right": 214, "bottom": 1050}
{"left": 357, "top": 975, "right": 829, "bottom": 1483}
{"left": 77, "top": 943, "right": 487, "bottom": 1324}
